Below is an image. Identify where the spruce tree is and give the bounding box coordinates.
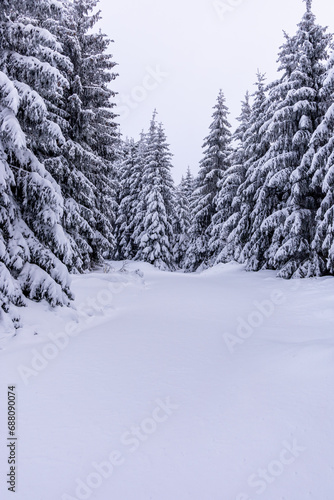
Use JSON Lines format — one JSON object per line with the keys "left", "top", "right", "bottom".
{"left": 223, "top": 74, "right": 270, "bottom": 265}
{"left": 209, "top": 91, "right": 251, "bottom": 263}
{"left": 45, "top": 0, "right": 119, "bottom": 272}
{"left": 185, "top": 90, "right": 232, "bottom": 271}
{"left": 129, "top": 132, "right": 148, "bottom": 259}
{"left": 173, "top": 175, "right": 192, "bottom": 268}
{"left": 135, "top": 113, "right": 176, "bottom": 270}
{"left": 0, "top": 0, "right": 73, "bottom": 326}
{"left": 246, "top": 1, "right": 330, "bottom": 276}
{"left": 183, "top": 166, "right": 195, "bottom": 200}
{"left": 308, "top": 50, "right": 334, "bottom": 275}
{"left": 115, "top": 137, "right": 140, "bottom": 260}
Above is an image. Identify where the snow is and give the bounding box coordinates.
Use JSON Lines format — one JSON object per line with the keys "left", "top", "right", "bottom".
{"left": 18, "top": 263, "right": 70, "bottom": 307}
{"left": 0, "top": 108, "right": 26, "bottom": 150}
{"left": 10, "top": 53, "right": 68, "bottom": 91}
{"left": 0, "top": 72, "right": 20, "bottom": 114}
{"left": 0, "top": 262, "right": 334, "bottom": 499}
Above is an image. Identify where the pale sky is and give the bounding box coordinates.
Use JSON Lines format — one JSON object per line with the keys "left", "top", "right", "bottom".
{"left": 98, "top": 0, "right": 334, "bottom": 182}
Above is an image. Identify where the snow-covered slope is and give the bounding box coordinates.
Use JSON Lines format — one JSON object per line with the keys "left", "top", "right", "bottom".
{"left": 1, "top": 262, "right": 334, "bottom": 500}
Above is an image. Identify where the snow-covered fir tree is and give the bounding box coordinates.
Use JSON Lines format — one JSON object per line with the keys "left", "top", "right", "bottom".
{"left": 0, "top": 0, "right": 73, "bottom": 327}
{"left": 246, "top": 1, "right": 331, "bottom": 276}
{"left": 227, "top": 73, "right": 271, "bottom": 265}
{"left": 126, "top": 131, "right": 148, "bottom": 260}
{"left": 209, "top": 91, "right": 252, "bottom": 263}
{"left": 307, "top": 49, "right": 334, "bottom": 275}
{"left": 206, "top": 76, "right": 268, "bottom": 269}
{"left": 185, "top": 90, "right": 232, "bottom": 271}
{"left": 115, "top": 137, "right": 142, "bottom": 260}
{"left": 182, "top": 166, "right": 195, "bottom": 200}
{"left": 45, "top": 0, "right": 118, "bottom": 272}
{"left": 275, "top": 0, "right": 332, "bottom": 277}
{"left": 134, "top": 113, "right": 176, "bottom": 270}
{"left": 173, "top": 173, "right": 193, "bottom": 268}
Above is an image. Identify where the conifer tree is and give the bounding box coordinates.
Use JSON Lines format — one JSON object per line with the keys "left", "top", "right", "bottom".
{"left": 275, "top": 0, "right": 331, "bottom": 277}
{"left": 185, "top": 90, "right": 232, "bottom": 271}
{"left": 135, "top": 113, "right": 176, "bottom": 270}
{"left": 173, "top": 175, "right": 192, "bottom": 268}
{"left": 129, "top": 132, "right": 148, "bottom": 259}
{"left": 307, "top": 50, "right": 334, "bottom": 275}
{"left": 0, "top": 0, "right": 73, "bottom": 326}
{"left": 246, "top": 1, "right": 330, "bottom": 276}
{"left": 209, "top": 91, "right": 251, "bottom": 263}
{"left": 115, "top": 137, "right": 141, "bottom": 260}
{"left": 45, "top": 0, "right": 119, "bottom": 271}
{"left": 182, "top": 166, "right": 195, "bottom": 201}
{"left": 211, "top": 75, "right": 269, "bottom": 267}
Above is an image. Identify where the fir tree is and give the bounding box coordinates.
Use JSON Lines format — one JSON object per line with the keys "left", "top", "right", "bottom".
{"left": 247, "top": 1, "right": 331, "bottom": 276}
{"left": 220, "top": 74, "right": 270, "bottom": 266}
{"left": 0, "top": 0, "right": 73, "bottom": 326}
{"left": 209, "top": 91, "right": 251, "bottom": 263}
{"left": 173, "top": 175, "right": 192, "bottom": 268}
{"left": 128, "top": 131, "right": 148, "bottom": 259}
{"left": 45, "top": 0, "right": 119, "bottom": 271}
{"left": 308, "top": 50, "right": 334, "bottom": 275}
{"left": 185, "top": 90, "right": 232, "bottom": 271}
{"left": 135, "top": 113, "right": 176, "bottom": 270}
{"left": 182, "top": 166, "right": 195, "bottom": 200}
{"left": 115, "top": 137, "right": 141, "bottom": 260}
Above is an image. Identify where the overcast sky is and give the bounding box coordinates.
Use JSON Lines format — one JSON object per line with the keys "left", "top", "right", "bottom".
{"left": 98, "top": 0, "right": 334, "bottom": 182}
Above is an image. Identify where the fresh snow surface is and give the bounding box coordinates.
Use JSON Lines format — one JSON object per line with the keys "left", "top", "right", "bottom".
{"left": 1, "top": 261, "right": 334, "bottom": 500}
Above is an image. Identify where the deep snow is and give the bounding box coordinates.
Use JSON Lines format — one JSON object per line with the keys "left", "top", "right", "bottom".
{"left": 0, "top": 261, "right": 334, "bottom": 500}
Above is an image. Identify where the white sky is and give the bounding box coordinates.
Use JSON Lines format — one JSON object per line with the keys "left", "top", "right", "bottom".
{"left": 98, "top": 0, "right": 334, "bottom": 182}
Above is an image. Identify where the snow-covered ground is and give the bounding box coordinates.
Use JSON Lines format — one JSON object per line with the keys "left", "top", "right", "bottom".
{"left": 1, "top": 261, "right": 334, "bottom": 500}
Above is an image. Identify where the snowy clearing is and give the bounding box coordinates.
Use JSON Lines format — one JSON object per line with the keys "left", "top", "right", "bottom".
{"left": 1, "top": 261, "right": 334, "bottom": 500}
